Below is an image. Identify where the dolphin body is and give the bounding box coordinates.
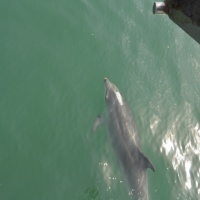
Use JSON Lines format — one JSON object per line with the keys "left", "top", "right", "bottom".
{"left": 103, "top": 78, "right": 155, "bottom": 200}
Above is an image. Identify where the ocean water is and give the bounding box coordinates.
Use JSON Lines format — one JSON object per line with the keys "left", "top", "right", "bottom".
{"left": 0, "top": 0, "right": 200, "bottom": 199}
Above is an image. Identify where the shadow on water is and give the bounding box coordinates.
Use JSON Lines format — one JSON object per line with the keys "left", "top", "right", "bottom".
{"left": 79, "top": 187, "right": 100, "bottom": 200}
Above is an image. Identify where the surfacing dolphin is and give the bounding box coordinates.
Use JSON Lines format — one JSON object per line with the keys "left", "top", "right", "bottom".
{"left": 103, "top": 78, "right": 155, "bottom": 200}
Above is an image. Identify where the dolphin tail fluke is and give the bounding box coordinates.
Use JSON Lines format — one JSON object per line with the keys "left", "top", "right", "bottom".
{"left": 141, "top": 152, "right": 155, "bottom": 172}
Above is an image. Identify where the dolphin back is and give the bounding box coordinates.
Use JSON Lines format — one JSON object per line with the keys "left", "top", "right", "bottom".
{"left": 103, "top": 78, "right": 155, "bottom": 200}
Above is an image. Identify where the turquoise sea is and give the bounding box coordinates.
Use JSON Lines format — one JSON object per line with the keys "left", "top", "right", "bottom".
{"left": 1, "top": 0, "right": 200, "bottom": 199}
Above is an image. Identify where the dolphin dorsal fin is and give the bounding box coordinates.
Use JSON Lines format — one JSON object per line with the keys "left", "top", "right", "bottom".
{"left": 140, "top": 152, "right": 155, "bottom": 172}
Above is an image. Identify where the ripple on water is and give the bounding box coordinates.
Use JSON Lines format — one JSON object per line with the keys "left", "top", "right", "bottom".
{"left": 160, "top": 102, "right": 200, "bottom": 199}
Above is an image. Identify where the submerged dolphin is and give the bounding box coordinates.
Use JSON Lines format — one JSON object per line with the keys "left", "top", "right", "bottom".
{"left": 103, "top": 78, "right": 155, "bottom": 200}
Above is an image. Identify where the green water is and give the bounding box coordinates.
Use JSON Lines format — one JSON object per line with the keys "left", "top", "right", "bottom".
{"left": 1, "top": 0, "right": 200, "bottom": 199}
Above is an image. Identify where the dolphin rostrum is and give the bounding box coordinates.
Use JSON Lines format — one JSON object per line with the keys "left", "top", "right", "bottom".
{"left": 103, "top": 78, "right": 155, "bottom": 200}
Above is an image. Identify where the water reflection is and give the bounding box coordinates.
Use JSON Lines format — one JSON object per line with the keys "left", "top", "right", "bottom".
{"left": 160, "top": 103, "right": 200, "bottom": 198}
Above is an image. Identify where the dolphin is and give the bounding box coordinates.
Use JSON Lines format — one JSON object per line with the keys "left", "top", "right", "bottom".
{"left": 103, "top": 78, "right": 155, "bottom": 200}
